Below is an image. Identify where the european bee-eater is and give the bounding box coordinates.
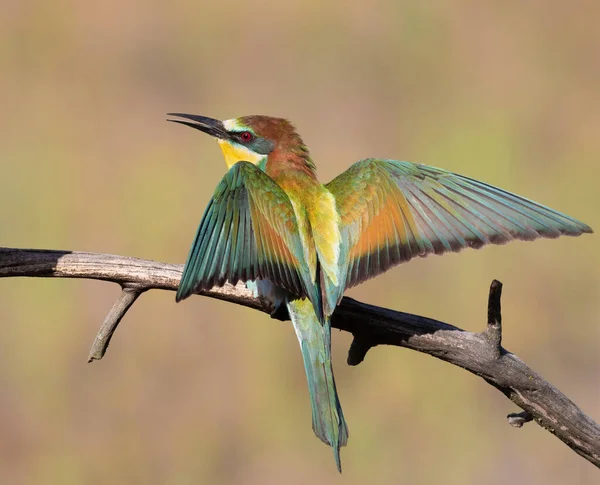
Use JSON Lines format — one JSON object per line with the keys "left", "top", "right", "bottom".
{"left": 168, "top": 113, "right": 591, "bottom": 472}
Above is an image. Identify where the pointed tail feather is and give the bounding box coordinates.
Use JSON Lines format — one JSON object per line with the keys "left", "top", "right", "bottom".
{"left": 287, "top": 298, "right": 349, "bottom": 472}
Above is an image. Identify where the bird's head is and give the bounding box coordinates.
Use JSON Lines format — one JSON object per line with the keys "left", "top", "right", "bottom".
{"left": 168, "top": 113, "right": 312, "bottom": 173}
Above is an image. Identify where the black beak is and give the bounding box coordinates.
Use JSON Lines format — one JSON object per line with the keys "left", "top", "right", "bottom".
{"left": 167, "top": 113, "right": 228, "bottom": 139}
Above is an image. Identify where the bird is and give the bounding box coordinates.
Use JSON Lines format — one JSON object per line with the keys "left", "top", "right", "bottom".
{"left": 167, "top": 113, "right": 592, "bottom": 472}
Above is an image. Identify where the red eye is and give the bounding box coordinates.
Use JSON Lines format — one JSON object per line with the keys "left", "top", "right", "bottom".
{"left": 240, "top": 131, "right": 253, "bottom": 143}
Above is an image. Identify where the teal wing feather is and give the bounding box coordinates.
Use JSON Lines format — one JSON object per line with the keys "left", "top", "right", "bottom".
{"left": 326, "top": 159, "right": 592, "bottom": 290}
{"left": 176, "top": 161, "right": 312, "bottom": 302}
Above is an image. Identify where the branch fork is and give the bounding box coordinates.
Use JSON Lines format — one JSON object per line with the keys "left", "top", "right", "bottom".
{"left": 87, "top": 284, "right": 145, "bottom": 362}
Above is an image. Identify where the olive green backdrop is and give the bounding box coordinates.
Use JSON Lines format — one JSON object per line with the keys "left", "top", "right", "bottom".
{"left": 1, "top": 1, "right": 598, "bottom": 484}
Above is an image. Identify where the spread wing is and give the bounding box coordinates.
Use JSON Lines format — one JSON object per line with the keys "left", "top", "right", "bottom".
{"left": 176, "top": 161, "right": 311, "bottom": 302}
{"left": 326, "top": 159, "right": 592, "bottom": 290}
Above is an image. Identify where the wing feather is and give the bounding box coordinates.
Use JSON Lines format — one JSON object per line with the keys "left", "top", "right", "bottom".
{"left": 176, "top": 162, "right": 309, "bottom": 302}
{"left": 326, "top": 158, "right": 592, "bottom": 291}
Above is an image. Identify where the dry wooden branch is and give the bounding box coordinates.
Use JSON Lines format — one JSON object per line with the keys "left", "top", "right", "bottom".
{"left": 87, "top": 285, "right": 144, "bottom": 362}
{"left": 1, "top": 247, "right": 598, "bottom": 468}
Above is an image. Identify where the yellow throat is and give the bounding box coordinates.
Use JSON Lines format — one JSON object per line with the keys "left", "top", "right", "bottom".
{"left": 217, "top": 139, "right": 264, "bottom": 169}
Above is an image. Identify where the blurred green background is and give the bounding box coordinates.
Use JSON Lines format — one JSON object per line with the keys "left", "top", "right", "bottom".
{"left": 1, "top": 1, "right": 598, "bottom": 484}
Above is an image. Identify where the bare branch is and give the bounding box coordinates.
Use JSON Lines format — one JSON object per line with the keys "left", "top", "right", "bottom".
{"left": 484, "top": 279, "right": 503, "bottom": 357}
{"left": 87, "top": 285, "right": 144, "bottom": 362}
{"left": 1, "top": 247, "right": 599, "bottom": 468}
{"left": 508, "top": 411, "right": 534, "bottom": 428}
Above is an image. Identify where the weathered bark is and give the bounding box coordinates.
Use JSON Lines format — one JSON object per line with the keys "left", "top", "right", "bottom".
{"left": 1, "top": 247, "right": 598, "bottom": 468}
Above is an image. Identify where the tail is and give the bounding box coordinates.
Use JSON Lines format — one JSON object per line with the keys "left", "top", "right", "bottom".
{"left": 287, "top": 298, "right": 349, "bottom": 472}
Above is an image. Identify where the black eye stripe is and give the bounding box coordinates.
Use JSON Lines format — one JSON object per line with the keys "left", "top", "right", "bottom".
{"left": 230, "top": 131, "right": 254, "bottom": 143}
{"left": 227, "top": 131, "right": 275, "bottom": 155}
